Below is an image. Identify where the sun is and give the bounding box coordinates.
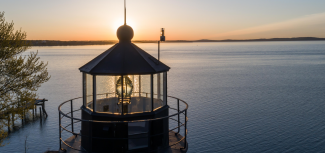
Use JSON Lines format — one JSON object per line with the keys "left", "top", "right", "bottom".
{"left": 113, "top": 18, "right": 137, "bottom": 34}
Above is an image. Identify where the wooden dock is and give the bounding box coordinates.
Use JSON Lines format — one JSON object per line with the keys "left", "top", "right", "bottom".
{"left": 0, "top": 98, "right": 48, "bottom": 132}
{"left": 0, "top": 99, "right": 48, "bottom": 118}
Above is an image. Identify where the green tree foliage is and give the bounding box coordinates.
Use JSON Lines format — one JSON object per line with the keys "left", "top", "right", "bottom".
{"left": 0, "top": 12, "right": 50, "bottom": 146}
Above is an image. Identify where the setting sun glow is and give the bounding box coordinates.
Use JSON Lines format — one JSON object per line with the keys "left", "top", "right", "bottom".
{"left": 1, "top": 0, "right": 325, "bottom": 40}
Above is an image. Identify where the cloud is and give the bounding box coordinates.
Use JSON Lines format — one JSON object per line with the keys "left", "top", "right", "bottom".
{"left": 212, "top": 12, "right": 325, "bottom": 39}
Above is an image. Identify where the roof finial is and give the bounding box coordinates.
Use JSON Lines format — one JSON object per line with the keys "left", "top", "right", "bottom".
{"left": 124, "top": 0, "right": 126, "bottom": 25}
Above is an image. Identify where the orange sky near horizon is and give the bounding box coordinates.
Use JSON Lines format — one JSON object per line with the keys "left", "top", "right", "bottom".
{"left": 1, "top": 0, "right": 325, "bottom": 41}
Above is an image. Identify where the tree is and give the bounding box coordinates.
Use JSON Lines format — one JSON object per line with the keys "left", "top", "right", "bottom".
{"left": 0, "top": 12, "right": 50, "bottom": 146}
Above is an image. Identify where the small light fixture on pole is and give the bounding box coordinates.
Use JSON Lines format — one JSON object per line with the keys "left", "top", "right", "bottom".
{"left": 158, "top": 28, "right": 165, "bottom": 61}
{"left": 160, "top": 28, "right": 165, "bottom": 41}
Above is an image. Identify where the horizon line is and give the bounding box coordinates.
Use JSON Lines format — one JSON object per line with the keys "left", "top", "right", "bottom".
{"left": 26, "top": 37, "right": 325, "bottom": 42}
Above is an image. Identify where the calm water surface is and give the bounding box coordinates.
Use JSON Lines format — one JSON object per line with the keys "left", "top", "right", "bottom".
{"left": 1, "top": 41, "right": 325, "bottom": 152}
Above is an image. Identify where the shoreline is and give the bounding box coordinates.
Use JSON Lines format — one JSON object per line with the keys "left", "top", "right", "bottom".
{"left": 28, "top": 37, "right": 325, "bottom": 46}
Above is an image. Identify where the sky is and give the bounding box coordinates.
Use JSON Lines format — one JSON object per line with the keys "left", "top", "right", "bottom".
{"left": 1, "top": 0, "right": 325, "bottom": 41}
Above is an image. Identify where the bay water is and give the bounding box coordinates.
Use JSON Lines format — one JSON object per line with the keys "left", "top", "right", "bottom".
{"left": 1, "top": 41, "right": 325, "bottom": 152}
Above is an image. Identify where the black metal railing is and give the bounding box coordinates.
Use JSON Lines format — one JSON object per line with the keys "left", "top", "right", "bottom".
{"left": 58, "top": 94, "right": 188, "bottom": 152}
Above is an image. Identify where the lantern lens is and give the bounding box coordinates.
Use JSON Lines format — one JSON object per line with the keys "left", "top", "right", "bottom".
{"left": 116, "top": 76, "right": 133, "bottom": 101}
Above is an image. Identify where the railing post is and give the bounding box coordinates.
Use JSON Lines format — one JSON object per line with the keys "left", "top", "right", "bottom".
{"left": 181, "top": 109, "right": 187, "bottom": 151}
{"left": 184, "top": 109, "right": 187, "bottom": 148}
{"left": 176, "top": 99, "right": 180, "bottom": 134}
{"left": 71, "top": 100, "right": 74, "bottom": 134}
{"left": 59, "top": 112, "right": 62, "bottom": 150}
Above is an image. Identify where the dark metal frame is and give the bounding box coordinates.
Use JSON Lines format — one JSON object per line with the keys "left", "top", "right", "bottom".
{"left": 58, "top": 94, "right": 188, "bottom": 152}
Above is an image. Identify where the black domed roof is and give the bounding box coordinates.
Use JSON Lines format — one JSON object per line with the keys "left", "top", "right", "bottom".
{"left": 117, "top": 25, "right": 134, "bottom": 42}
{"left": 79, "top": 23, "right": 170, "bottom": 75}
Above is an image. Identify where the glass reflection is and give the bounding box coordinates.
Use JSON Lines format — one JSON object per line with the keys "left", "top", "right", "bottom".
{"left": 84, "top": 74, "right": 166, "bottom": 114}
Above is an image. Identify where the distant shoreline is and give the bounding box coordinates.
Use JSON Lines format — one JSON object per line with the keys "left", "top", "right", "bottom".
{"left": 28, "top": 37, "right": 325, "bottom": 46}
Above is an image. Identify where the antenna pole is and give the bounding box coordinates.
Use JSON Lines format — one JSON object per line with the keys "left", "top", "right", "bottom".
{"left": 158, "top": 41, "right": 160, "bottom": 61}
{"left": 124, "top": 0, "right": 126, "bottom": 25}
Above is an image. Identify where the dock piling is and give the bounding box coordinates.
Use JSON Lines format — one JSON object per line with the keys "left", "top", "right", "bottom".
{"left": 7, "top": 115, "right": 10, "bottom": 133}
{"left": 39, "top": 107, "right": 42, "bottom": 119}
{"left": 42, "top": 103, "right": 48, "bottom": 117}
{"left": 32, "top": 107, "right": 34, "bottom": 120}
{"left": 12, "top": 112, "right": 14, "bottom": 128}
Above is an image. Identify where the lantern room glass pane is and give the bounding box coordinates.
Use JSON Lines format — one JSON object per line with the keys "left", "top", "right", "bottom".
{"left": 160, "top": 72, "right": 164, "bottom": 105}
{"left": 153, "top": 73, "right": 164, "bottom": 111}
{"left": 96, "top": 76, "right": 116, "bottom": 98}
{"left": 95, "top": 74, "right": 153, "bottom": 114}
{"left": 132, "top": 75, "right": 140, "bottom": 97}
{"left": 139, "top": 75, "right": 152, "bottom": 113}
{"left": 95, "top": 75, "right": 117, "bottom": 112}
{"left": 90, "top": 73, "right": 168, "bottom": 114}
{"left": 140, "top": 75, "right": 151, "bottom": 99}
{"left": 163, "top": 72, "right": 167, "bottom": 106}
{"left": 83, "top": 73, "right": 86, "bottom": 106}
{"left": 86, "top": 74, "right": 93, "bottom": 110}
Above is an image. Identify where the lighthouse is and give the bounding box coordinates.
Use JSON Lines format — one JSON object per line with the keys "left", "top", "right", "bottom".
{"left": 58, "top": 2, "right": 188, "bottom": 153}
